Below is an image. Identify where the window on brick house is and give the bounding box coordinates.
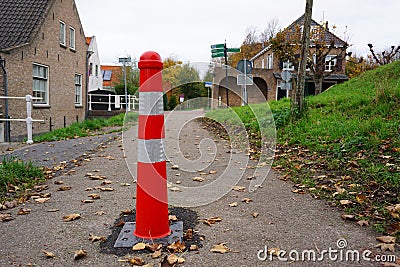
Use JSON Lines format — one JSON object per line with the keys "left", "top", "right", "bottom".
{"left": 266, "top": 54, "right": 273, "bottom": 69}
{"left": 95, "top": 65, "right": 99, "bottom": 77}
{"left": 60, "top": 21, "right": 66, "bottom": 46}
{"left": 75, "top": 74, "right": 82, "bottom": 106}
{"left": 283, "top": 61, "right": 294, "bottom": 70}
{"left": 33, "top": 63, "right": 49, "bottom": 105}
{"left": 69, "top": 27, "right": 75, "bottom": 50}
{"left": 325, "top": 55, "right": 337, "bottom": 71}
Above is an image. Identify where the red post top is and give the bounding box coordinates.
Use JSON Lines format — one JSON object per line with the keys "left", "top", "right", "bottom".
{"left": 138, "top": 51, "right": 163, "bottom": 69}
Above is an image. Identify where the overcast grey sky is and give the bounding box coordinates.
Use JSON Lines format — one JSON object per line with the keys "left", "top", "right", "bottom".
{"left": 75, "top": 0, "right": 400, "bottom": 65}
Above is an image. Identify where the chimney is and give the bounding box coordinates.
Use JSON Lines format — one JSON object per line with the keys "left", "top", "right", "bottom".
{"left": 325, "top": 21, "right": 329, "bottom": 31}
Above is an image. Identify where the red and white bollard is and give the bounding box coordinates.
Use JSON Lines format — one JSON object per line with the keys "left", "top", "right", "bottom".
{"left": 134, "top": 51, "right": 171, "bottom": 239}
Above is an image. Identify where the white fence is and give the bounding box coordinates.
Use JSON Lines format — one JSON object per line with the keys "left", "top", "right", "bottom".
{"left": 88, "top": 94, "right": 139, "bottom": 112}
{"left": 0, "top": 95, "right": 44, "bottom": 144}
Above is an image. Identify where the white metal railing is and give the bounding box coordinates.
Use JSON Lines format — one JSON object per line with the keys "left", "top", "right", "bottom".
{"left": 88, "top": 94, "right": 138, "bottom": 112}
{"left": 0, "top": 95, "right": 44, "bottom": 144}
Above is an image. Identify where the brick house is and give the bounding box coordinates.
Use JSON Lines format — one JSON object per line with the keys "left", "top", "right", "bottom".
{"left": 211, "top": 15, "right": 348, "bottom": 107}
{"left": 250, "top": 15, "right": 348, "bottom": 100}
{"left": 0, "top": 0, "right": 87, "bottom": 141}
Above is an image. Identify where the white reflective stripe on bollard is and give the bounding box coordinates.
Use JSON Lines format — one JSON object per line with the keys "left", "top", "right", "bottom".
{"left": 139, "top": 92, "right": 164, "bottom": 115}
{"left": 137, "top": 139, "right": 165, "bottom": 163}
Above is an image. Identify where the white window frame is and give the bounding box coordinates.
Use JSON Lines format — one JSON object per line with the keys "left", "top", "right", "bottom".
{"left": 325, "top": 55, "right": 337, "bottom": 72}
{"left": 266, "top": 53, "right": 274, "bottom": 69}
{"left": 60, "top": 21, "right": 66, "bottom": 46}
{"left": 283, "top": 60, "right": 294, "bottom": 71}
{"left": 32, "top": 63, "right": 49, "bottom": 106}
{"left": 75, "top": 74, "right": 83, "bottom": 106}
{"left": 69, "top": 27, "right": 76, "bottom": 50}
{"left": 261, "top": 58, "right": 265, "bottom": 69}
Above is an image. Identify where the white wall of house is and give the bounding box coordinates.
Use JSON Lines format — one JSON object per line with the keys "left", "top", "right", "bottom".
{"left": 87, "top": 36, "right": 103, "bottom": 92}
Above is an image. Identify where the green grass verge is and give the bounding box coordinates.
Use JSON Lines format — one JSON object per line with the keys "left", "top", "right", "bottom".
{"left": 0, "top": 157, "right": 45, "bottom": 199}
{"left": 206, "top": 61, "right": 400, "bottom": 238}
{"left": 33, "top": 112, "right": 138, "bottom": 142}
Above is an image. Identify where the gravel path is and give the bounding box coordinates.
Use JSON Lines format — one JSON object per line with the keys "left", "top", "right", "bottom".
{"left": 0, "top": 110, "right": 398, "bottom": 266}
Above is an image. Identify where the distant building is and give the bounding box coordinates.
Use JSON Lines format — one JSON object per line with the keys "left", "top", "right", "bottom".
{"left": 0, "top": 0, "right": 88, "bottom": 141}
{"left": 86, "top": 36, "right": 103, "bottom": 92}
{"left": 101, "top": 65, "right": 122, "bottom": 91}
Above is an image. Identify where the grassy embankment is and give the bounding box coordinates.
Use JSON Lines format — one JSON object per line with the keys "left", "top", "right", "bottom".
{"left": 206, "top": 61, "right": 400, "bottom": 238}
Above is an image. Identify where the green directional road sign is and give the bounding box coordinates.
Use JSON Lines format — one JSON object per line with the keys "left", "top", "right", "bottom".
{"left": 227, "top": 48, "right": 241, "bottom": 53}
{"left": 211, "top": 52, "right": 225, "bottom": 58}
{"left": 211, "top": 44, "right": 225, "bottom": 49}
{"left": 211, "top": 48, "right": 225, "bottom": 53}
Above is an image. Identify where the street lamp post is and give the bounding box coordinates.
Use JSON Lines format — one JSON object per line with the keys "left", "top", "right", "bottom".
{"left": 119, "top": 57, "right": 131, "bottom": 111}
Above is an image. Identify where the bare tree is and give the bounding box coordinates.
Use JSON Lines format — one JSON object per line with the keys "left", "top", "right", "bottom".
{"left": 368, "top": 44, "right": 400, "bottom": 65}
{"left": 260, "top": 18, "right": 281, "bottom": 44}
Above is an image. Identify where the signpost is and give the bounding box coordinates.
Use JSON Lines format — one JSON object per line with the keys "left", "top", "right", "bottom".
{"left": 281, "top": 70, "right": 292, "bottom": 91}
{"left": 210, "top": 42, "right": 241, "bottom": 106}
{"left": 236, "top": 59, "right": 253, "bottom": 106}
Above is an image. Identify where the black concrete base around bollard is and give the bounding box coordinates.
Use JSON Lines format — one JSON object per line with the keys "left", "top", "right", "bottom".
{"left": 114, "top": 221, "right": 183, "bottom": 248}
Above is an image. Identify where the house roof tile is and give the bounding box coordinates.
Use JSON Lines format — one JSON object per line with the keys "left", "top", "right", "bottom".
{"left": 0, "top": 0, "right": 53, "bottom": 51}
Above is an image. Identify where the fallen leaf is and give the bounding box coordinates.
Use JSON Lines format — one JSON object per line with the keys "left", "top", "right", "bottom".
{"left": 210, "top": 243, "right": 230, "bottom": 254}
{"left": 242, "top": 198, "right": 252, "bottom": 204}
{"left": 115, "top": 219, "right": 125, "bottom": 227}
{"left": 340, "top": 200, "right": 352, "bottom": 205}
{"left": 169, "top": 187, "right": 181, "bottom": 192}
{"left": 132, "top": 242, "right": 147, "bottom": 251}
{"left": 209, "top": 170, "right": 217, "bottom": 174}
{"left": 88, "top": 194, "right": 100, "bottom": 199}
{"left": 54, "top": 180, "right": 64, "bottom": 185}
{"left": 47, "top": 209, "right": 59, "bottom": 212}
{"left": 151, "top": 249, "right": 162, "bottom": 259}
{"left": 121, "top": 209, "right": 133, "bottom": 215}
{"left": 357, "top": 220, "right": 369, "bottom": 227}
{"left": 252, "top": 213, "right": 259, "bottom": 218}
{"left": 292, "top": 189, "right": 306, "bottom": 194}
{"left": 73, "top": 249, "right": 87, "bottom": 260}
{"left": 376, "top": 236, "right": 396, "bottom": 243}
{"left": 189, "top": 244, "right": 199, "bottom": 251}
{"left": 57, "top": 186, "right": 72, "bottom": 191}
{"left": 229, "top": 202, "right": 238, "bottom": 207}
{"left": 385, "top": 222, "right": 400, "bottom": 235}
{"left": 63, "top": 213, "right": 81, "bottom": 222}
{"left": 33, "top": 185, "right": 48, "bottom": 192}
{"left": 268, "top": 247, "right": 281, "bottom": 256}
{"left": 356, "top": 194, "right": 367, "bottom": 204}
{"left": 0, "top": 213, "right": 14, "bottom": 222}
{"left": 88, "top": 234, "right": 106, "bottom": 242}
{"left": 232, "top": 186, "right": 245, "bottom": 192}
{"left": 95, "top": 211, "right": 106, "bottom": 216}
{"left": 146, "top": 243, "right": 162, "bottom": 252}
{"left": 375, "top": 243, "right": 395, "bottom": 252}
{"left": 35, "top": 197, "right": 51, "bottom": 204}
{"left": 169, "top": 215, "right": 178, "bottom": 221}
{"left": 81, "top": 199, "right": 94, "bottom": 204}
{"left": 192, "top": 177, "right": 205, "bottom": 182}
{"left": 100, "top": 187, "right": 114, "bottom": 191}
{"left": 167, "top": 240, "right": 186, "bottom": 253}
{"left": 183, "top": 229, "right": 193, "bottom": 240}
{"left": 101, "top": 180, "right": 112, "bottom": 186}
{"left": 120, "top": 183, "right": 131, "bottom": 186}
{"left": 341, "top": 214, "right": 356, "bottom": 221}
{"left": 167, "top": 254, "right": 185, "bottom": 265}
{"left": 171, "top": 165, "right": 179, "bottom": 170}
{"left": 42, "top": 250, "right": 55, "bottom": 258}
{"left": 203, "top": 217, "right": 222, "bottom": 226}
{"left": 17, "top": 208, "right": 31, "bottom": 215}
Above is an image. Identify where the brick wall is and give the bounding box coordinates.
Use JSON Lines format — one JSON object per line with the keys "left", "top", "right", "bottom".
{"left": 0, "top": 0, "right": 87, "bottom": 141}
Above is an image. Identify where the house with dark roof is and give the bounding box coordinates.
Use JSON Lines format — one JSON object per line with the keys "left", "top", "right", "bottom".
{"left": 250, "top": 15, "right": 348, "bottom": 100}
{"left": 0, "top": 0, "right": 88, "bottom": 141}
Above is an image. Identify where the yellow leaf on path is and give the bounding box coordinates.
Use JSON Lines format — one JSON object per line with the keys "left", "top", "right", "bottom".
{"left": 35, "top": 197, "right": 50, "bottom": 204}
{"left": 95, "top": 211, "right": 106, "bottom": 216}
{"left": 268, "top": 247, "right": 281, "bottom": 256}
{"left": 17, "top": 208, "right": 31, "bottom": 215}
{"left": 340, "top": 200, "right": 352, "bottom": 205}
{"left": 81, "top": 199, "right": 94, "bottom": 204}
{"left": 209, "top": 170, "right": 217, "bottom": 174}
{"left": 167, "top": 254, "right": 185, "bottom": 265}
{"left": 190, "top": 244, "right": 199, "bottom": 251}
{"left": 376, "top": 236, "right": 396, "bottom": 244}
{"left": 132, "top": 242, "right": 147, "bottom": 251}
{"left": 168, "top": 215, "right": 178, "bottom": 221}
{"left": 0, "top": 213, "right": 13, "bottom": 222}
{"left": 57, "top": 186, "right": 71, "bottom": 191}
{"left": 242, "top": 198, "right": 252, "bottom": 204}
{"left": 192, "top": 177, "right": 205, "bottom": 182}
{"left": 167, "top": 240, "right": 186, "bottom": 253}
{"left": 169, "top": 187, "right": 181, "bottom": 192}
{"left": 88, "top": 194, "right": 100, "bottom": 199}
{"left": 252, "top": 213, "right": 259, "bottom": 218}
{"left": 232, "top": 186, "right": 245, "bottom": 192}
{"left": 210, "top": 243, "right": 230, "bottom": 254}
{"left": 356, "top": 193, "right": 367, "bottom": 204}
{"left": 375, "top": 243, "right": 395, "bottom": 252}
{"left": 152, "top": 249, "right": 162, "bottom": 259}
{"left": 42, "top": 250, "right": 55, "bottom": 258}
{"left": 47, "top": 209, "right": 59, "bottom": 212}
{"left": 146, "top": 243, "right": 162, "bottom": 252}
{"left": 63, "top": 213, "right": 81, "bottom": 222}
{"left": 88, "top": 234, "right": 106, "bottom": 242}
{"left": 100, "top": 187, "right": 114, "bottom": 191}
{"left": 73, "top": 249, "right": 87, "bottom": 260}
{"left": 229, "top": 202, "right": 238, "bottom": 207}
{"left": 54, "top": 180, "right": 64, "bottom": 185}
{"left": 203, "top": 217, "right": 222, "bottom": 226}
